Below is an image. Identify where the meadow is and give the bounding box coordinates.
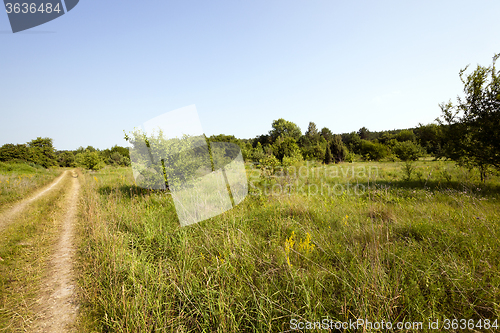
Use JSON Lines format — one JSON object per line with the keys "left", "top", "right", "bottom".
{"left": 0, "top": 161, "right": 62, "bottom": 209}
{"left": 76, "top": 160, "right": 500, "bottom": 332}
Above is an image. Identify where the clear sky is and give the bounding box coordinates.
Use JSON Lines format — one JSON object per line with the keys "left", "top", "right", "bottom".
{"left": 1, "top": 0, "right": 499, "bottom": 150}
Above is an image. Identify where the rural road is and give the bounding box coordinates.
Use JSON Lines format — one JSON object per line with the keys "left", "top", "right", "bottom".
{"left": 0, "top": 169, "right": 80, "bottom": 332}
{"left": 0, "top": 170, "right": 68, "bottom": 232}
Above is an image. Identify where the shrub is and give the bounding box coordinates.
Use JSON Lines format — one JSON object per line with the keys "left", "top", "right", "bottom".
{"left": 392, "top": 141, "right": 424, "bottom": 161}
{"left": 401, "top": 160, "right": 416, "bottom": 181}
{"left": 259, "top": 154, "right": 280, "bottom": 176}
{"left": 76, "top": 150, "right": 105, "bottom": 171}
{"left": 359, "top": 140, "right": 389, "bottom": 161}
{"left": 108, "top": 152, "right": 130, "bottom": 166}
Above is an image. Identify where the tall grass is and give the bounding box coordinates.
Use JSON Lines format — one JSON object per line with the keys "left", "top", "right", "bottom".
{"left": 0, "top": 174, "right": 72, "bottom": 332}
{"left": 0, "top": 161, "right": 62, "bottom": 208}
{"left": 76, "top": 162, "right": 500, "bottom": 332}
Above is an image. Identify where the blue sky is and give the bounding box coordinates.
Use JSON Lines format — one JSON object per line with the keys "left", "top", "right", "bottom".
{"left": 1, "top": 0, "right": 499, "bottom": 150}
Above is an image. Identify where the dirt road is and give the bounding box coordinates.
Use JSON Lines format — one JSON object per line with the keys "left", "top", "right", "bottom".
{"left": 32, "top": 170, "right": 80, "bottom": 332}
{"left": 0, "top": 170, "right": 68, "bottom": 232}
{"left": 0, "top": 169, "right": 80, "bottom": 332}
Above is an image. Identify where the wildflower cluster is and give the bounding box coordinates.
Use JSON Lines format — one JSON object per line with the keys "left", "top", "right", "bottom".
{"left": 285, "top": 231, "right": 316, "bottom": 267}
{"left": 298, "top": 232, "right": 315, "bottom": 255}
{"left": 285, "top": 231, "right": 295, "bottom": 267}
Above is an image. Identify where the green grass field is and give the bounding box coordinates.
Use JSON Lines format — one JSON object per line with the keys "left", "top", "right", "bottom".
{"left": 75, "top": 160, "right": 500, "bottom": 332}
{"left": 0, "top": 161, "right": 62, "bottom": 209}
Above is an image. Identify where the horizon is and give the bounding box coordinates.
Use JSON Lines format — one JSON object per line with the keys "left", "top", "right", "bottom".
{"left": 2, "top": 0, "right": 499, "bottom": 151}
{"left": 3, "top": 120, "right": 434, "bottom": 152}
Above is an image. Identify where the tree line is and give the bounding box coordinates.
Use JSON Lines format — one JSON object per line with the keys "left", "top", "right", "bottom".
{"left": 208, "top": 121, "right": 437, "bottom": 165}
{"left": 209, "top": 53, "right": 499, "bottom": 181}
{"left": 2, "top": 54, "right": 498, "bottom": 180}
{"left": 0, "top": 138, "right": 130, "bottom": 170}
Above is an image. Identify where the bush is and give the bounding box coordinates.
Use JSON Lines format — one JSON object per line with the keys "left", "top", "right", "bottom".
{"left": 359, "top": 140, "right": 389, "bottom": 161}
{"left": 76, "top": 150, "right": 105, "bottom": 171}
{"left": 392, "top": 141, "right": 424, "bottom": 161}
{"left": 108, "top": 152, "right": 130, "bottom": 166}
{"left": 282, "top": 154, "right": 303, "bottom": 168}
{"left": 250, "top": 142, "right": 265, "bottom": 162}
{"left": 401, "top": 160, "right": 416, "bottom": 181}
{"left": 259, "top": 154, "right": 280, "bottom": 176}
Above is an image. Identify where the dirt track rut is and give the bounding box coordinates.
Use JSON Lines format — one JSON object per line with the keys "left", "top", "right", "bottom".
{"left": 32, "top": 170, "right": 80, "bottom": 332}
{"left": 0, "top": 170, "right": 67, "bottom": 232}
{"left": 0, "top": 169, "right": 80, "bottom": 332}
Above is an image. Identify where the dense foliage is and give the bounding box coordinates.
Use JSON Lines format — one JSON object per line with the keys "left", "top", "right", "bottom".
{"left": 0, "top": 137, "right": 130, "bottom": 170}
{"left": 438, "top": 53, "right": 500, "bottom": 181}
{"left": 0, "top": 137, "right": 57, "bottom": 168}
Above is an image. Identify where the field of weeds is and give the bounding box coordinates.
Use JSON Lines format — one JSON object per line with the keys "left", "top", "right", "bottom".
{"left": 0, "top": 162, "right": 62, "bottom": 209}
{"left": 76, "top": 160, "right": 500, "bottom": 332}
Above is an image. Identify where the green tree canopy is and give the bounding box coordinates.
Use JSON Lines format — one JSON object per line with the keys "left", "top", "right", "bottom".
{"left": 330, "top": 135, "right": 349, "bottom": 163}
{"left": 320, "top": 127, "right": 334, "bottom": 142}
{"left": 269, "top": 118, "right": 302, "bottom": 143}
{"left": 305, "top": 122, "right": 320, "bottom": 142}
{"left": 272, "top": 136, "right": 302, "bottom": 162}
{"left": 395, "top": 129, "right": 416, "bottom": 142}
{"left": 76, "top": 149, "right": 104, "bottom": 171}
{"left": 27, "top": 137, "right": 57, "bottom": 168}
{"left": 438, "top": 53, "right": 500, "bottom": 181}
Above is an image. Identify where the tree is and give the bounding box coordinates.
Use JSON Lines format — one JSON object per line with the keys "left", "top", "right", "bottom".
{"left": 438, "top": 53, "right": 500, "bottom": 181}
{"left": 76, "top": 149, "right": 104, "bottom": 171}
{"left": 395, "top": 129, "right": 416, "bottom": 142}
{"left": 341, "top": 132, "right": 361, "bottom": 154}
{"left": 305, "top": 122, "right": 320, "bottom": 141}
{"left": 324, "top": 145, "right": 332, "bottom": 164}
{"left": 0, "top": 143, "right": 30, "bottom": 162}
{"left": 269, "top": 118, "right": 302, "bottom": 143}
{"left": 125, "top": 129, "right": 215, "bottom": 190}
{"left": 250, "top": 142, "right": 265, "bottom": 162}
{"left": 377, "top": 132, "right": 396, "bottom": 145}
{"left": 359, "top": 140, "right": 389, "bottom": 161}
{"left": 108, "top": 152, "right": 130, "bottom": 166}
{"left": 110, "top": 145, "right": 130, "bottom": 159}
{"left": 27, "top": 137, "right": 57, "bottom": 168}
{"left": 320, "top": 127, "right": 334, "bottom": 142}
{"left": 357, "top": 127, "right": 370, "bottom": 140}
{"left": 330, "top": 135, "right": 349, "bottom": 163}
{"left": 272, "top": 136, "right": 302, "bottom": 162}
{"left": 57, "top": 151, "right": 76, "bottom": 167}
{"left": 414, "top": 123, "right": 441, "bottom": 155}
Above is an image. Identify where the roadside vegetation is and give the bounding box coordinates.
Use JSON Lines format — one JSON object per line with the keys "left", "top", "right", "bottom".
{"left": 0, "top": 173, "right": 72, "bottom": 331}
{"left": 0, "top": 161, "right": 61, "bottom": 209}
{"left": 76, "top": 161, "right": 500, "bottom": 332}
